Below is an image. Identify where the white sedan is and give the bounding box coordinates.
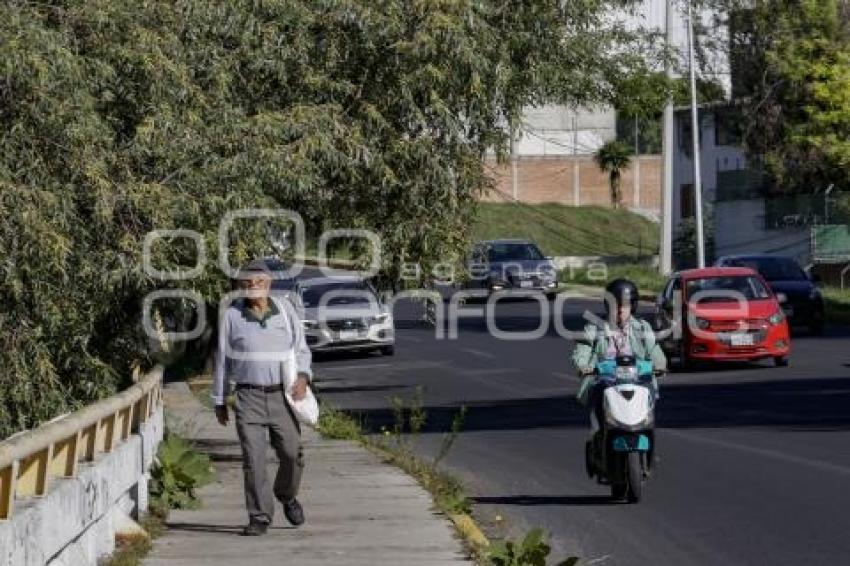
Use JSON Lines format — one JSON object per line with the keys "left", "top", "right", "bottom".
{"left": 298, "top": 275, "right": 395, "bottom": 355}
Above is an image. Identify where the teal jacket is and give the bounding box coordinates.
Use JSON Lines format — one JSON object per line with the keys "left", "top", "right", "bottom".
{"left": 571, "top": 317, "right": 667, "bottom": 405}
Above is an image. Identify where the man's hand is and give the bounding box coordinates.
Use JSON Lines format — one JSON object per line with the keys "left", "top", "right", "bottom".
{"left": 215, "top": 405, "right": 229, "bottom": 426}
{"left": 291, "top": 374, "right": 309, "bottom": 401}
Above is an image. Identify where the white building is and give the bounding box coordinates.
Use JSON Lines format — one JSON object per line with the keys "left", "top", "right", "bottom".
{"left": 671, "top": 105, "right": 814, "bottom": 266}
{"left": 514, "top": 0, "right": 729, "bottom": 158}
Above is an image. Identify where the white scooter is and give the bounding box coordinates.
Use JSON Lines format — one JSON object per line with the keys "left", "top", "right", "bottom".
{"left": 585, "top": 355, "right": 658, "bottom": 503}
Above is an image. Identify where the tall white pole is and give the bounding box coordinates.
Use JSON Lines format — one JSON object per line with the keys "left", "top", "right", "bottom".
{"left": 510, "top": 124, "right": 519, "bottom": 200}
{"left": 634, "top": 116, "right": 641, "bottom": 209}
{"left": 660, "top": 0, "right": 675, "bottom": 274}
{"left": 573, "top": 113, "right": 581, "bottom": 206}
{"left": 687, "top": 0, "right": 706, "bottom": 268}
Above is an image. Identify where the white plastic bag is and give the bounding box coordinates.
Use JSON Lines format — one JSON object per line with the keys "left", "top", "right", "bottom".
{"left": 281, "top": 353, "right": 320, "bottom": 427}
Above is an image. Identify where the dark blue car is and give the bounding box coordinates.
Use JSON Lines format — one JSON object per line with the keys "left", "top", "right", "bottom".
{"left": 715, "top": 254, "right": 824, "bottom": 334}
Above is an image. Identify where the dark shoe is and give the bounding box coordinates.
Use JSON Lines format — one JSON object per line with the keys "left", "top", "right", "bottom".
{"left": 241, "top": 521, "right": 269, "bottom": 536}
{"left": 283, "top": 498, "right": 305, "bottom": 526}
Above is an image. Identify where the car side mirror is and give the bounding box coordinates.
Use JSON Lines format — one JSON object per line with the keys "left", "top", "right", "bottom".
{"left": 775, "top": 292, "right": 788, "bottom": 304}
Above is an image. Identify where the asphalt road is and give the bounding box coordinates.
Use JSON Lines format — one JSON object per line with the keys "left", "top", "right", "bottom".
{"left": 313, "top": 294, "right": 850, "bottom": 566}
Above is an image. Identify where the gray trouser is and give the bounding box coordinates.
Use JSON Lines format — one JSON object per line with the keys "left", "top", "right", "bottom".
{"left": 234, "top": 386, "right": 303, "bottom": 524}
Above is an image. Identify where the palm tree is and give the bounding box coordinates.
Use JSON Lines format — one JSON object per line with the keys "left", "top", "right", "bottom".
{"left": 594, "top": 140, "right": 633, "bottom": 209}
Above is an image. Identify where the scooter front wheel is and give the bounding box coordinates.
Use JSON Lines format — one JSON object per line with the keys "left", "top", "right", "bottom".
{"left": 626, "top": 452, "right": 643, "bottom": 503}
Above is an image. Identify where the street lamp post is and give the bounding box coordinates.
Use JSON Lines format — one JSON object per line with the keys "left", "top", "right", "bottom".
{"left": 687, "top": 0, "right": 706, "bottom": 268}
{"left": 660, "top": 0, "right": 675, "bottom": 275}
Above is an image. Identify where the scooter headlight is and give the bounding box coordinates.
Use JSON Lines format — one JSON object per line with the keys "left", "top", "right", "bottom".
{"left": 615, "top": 366, "right": 637, "bottom": 381}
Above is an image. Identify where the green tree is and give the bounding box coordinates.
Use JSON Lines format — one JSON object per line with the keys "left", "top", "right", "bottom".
{"left": 674, "top": 203, "right": 716, "bottom": 269}
{"left": 0, "top": 0, "right": 666, "bottom": 438}
{"left": 594, "top": 140, "right": 633, "bottom": 209}
{"left": 721, "top": 0, "right": 850, "bottom": 193}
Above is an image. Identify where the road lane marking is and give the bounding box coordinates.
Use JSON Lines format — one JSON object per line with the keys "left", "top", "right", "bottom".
{"left": 463, "top": 368, "right": 522, "bottom": 376}
{"left": 319, "top": 363, "right": 393, "bottom": 372}
{"left": 663, "top": 428, "right": 850, "bottom": 477}
{"left": 462, "top": 347, "right": 497, "bottom": 359}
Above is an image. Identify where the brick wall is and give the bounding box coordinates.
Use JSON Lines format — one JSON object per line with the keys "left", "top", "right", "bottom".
{"left": 483, "top": 155, "right": 662, "bottom": 213}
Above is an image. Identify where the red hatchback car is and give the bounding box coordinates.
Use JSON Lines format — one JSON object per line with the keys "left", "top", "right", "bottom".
{"left": 654, "top": 267, "right": 791, "bottom": 368}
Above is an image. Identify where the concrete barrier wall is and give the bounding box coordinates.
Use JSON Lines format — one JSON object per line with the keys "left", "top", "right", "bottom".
{"left": 0, "top": 405, "right": 163, "bottom": 565}
{"left": 482, "top": 155, "right": 663, "bottom": 214}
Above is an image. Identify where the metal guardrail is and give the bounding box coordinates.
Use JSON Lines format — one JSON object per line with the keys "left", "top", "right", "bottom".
{"left": 0, "top": 366, "right": 164, "bottom": 520}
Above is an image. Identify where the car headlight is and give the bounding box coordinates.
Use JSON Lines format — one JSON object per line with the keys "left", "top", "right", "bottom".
{"left": 371, "top": 313, "right": 390, "bottom": 325}
{"left": 768, "top": 311, "right": 784, "bottom": 325}
{"left": 695, "top": 317, "right": 711, "bottom": 330}
{"left": 301, "top": 319, "right": 320, "bottom": 330}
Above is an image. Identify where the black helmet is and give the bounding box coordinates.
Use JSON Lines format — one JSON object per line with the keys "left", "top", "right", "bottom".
{"left": 604, "top": 278, "right": 639, "bottom": 314}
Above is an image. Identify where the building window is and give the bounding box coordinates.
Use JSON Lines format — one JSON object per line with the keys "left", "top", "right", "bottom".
{"left": 715, "top": 109, "right": 743, "bottom": 146}
{"left": 679, "top": 116, "right": 704, "bottom": 156}
{"left": 681, "top": 184, "right": 695, "bottom": 218}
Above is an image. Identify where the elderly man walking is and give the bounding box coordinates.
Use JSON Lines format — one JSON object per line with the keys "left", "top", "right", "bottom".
{"left": 212, "top": 260, "right": 313, "bottom": 536}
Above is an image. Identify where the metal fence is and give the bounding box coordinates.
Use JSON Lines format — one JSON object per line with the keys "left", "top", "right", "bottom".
{"left": 0, "top": 366, "right": 163, "bottom": 520}
{"left": 813, "top": 225, "right": 850, "bottom": 263}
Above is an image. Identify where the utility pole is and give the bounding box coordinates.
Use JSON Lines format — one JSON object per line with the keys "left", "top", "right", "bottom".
{"left": 687, "top": 0, "right": 706, "bottom": 268}
{"left": 510, "top": 124, "right": 518, "bottom": 200}
{"left": 660, "top": 0, "right": 675, "bottom": 274}
{"left": 634, "top": 115, "right": 641, "bottom": 209}
{"left": 573, "top": 113, "right": 581, "bottom": 206}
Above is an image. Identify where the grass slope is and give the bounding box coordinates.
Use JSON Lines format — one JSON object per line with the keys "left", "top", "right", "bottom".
{"left": 473, "top": 203, "right": 659, "bottom": 257}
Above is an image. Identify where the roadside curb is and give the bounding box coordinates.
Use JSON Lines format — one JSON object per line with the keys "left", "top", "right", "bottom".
{"left": 360, "top": 441, "right": 491, "bottom": 561}
{"left": 449, "top": 512, "right": 490, "bottom": 553}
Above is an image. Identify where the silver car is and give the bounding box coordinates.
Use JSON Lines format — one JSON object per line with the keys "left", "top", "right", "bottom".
{"left": 299, "top": 276, "right": 395, "bottom": 355}
{"left": 467, "top": 239, "right": 558, "bottom": 296}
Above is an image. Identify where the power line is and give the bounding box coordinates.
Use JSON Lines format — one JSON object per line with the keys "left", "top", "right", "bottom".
{"left": 485, "top": 188, "right": 605, "bottom": 255}
{"left": 519, "top": 123, "right": 611, "bottom": 155}
{"left": 485, "top": 184, "right": 657, "bottom": 256}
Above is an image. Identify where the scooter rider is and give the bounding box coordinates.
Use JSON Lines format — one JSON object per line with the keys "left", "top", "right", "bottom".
{"left": 571, "top": 278, "right": 667, "bottom": 436}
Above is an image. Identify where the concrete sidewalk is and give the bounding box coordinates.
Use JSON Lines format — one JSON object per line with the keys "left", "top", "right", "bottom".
{"left": 143, "top": 381, "right": 470, "bottom": 566}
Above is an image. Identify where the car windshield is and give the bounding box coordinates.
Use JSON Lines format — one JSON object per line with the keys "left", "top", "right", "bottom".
{"left": 686, "top": 276, "right": 772, "bottom": 303}
{"left": 487, "top": 243, "right": 545, "bottom": 262}
{"left": 726, "top": 257, "right": 807, "bottom": 281}
{"left": 301, "top": 282, "right": 373, "bottom": 307}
